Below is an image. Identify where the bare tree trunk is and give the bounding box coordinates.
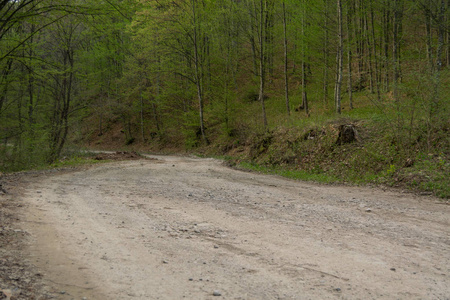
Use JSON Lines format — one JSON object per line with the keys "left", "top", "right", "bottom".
{"left": 154, "top": 62, "right": 162, "bottom": 133}
{"left": 192, "top": 0, "right": 207, "bottom": 143}
{"left": 370, "top": 0, "right": 381, "bottom": 102}
{"left": 323, "top": 0, "right": 329, "bottom": 107}
{"left": 353, "top": 0, "right": 365, "bottom": 92}
{"left": 265, "top": 0, "right": 275, "bottom": 80}
{"left": 383, "top": 1, "right": 390, "bottom": 91}
{"left": 447, "top": 0, "right": 450, "bottom": 67}
{"left": 425, "top": 1, "right": 434, "bottom": 72}
{"left": 250, "top": 36, "right": 258, "bottom": 75}
{"left": 140, "top": 93, "right": 145, "bottom": 142}
{"left": 302, "top": 60, "right": 309, "bottom": 116}
{"left": 249, "top": 2, "right": 258, "bottom": 76}
{"left": 98, "top": 111, "right": 103, "bottom": 136}
{"left": 0, "top": 59, "right": 13, "bottom": 116}
{"left": 258, "top": 0, "right": 268, "bottom": 128}
{"left": 301, "top": 4, "right": 309, "bottom": 116}
{"left": 26, "top": 24, "right": 36, "bottom": 137}
{"left": 346, "top": 1, "right": 353, "bottom": 110}
{"left": 282, "top": 0, "right": 290, "bottom": 115}
{"left": 50, "top": 46, "right": 74, "bottom": 163}
{"left": 393, "top": 0, "right": 403, "bottom": 103}
{"left": 335, "top": 0, "right": 343, "bottom": 114}
{"left": 436, "top": 0, "right": 445, "bottom": 72}
{"left": 365, "top": 12, "right": 374, "bottom": 94}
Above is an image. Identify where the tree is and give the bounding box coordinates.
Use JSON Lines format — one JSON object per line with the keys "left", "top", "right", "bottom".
{"left": 335, "top": 0, "right": 343, "bottom": 114}
{"left": 0, "top": 0, "right": 134, "bottom": 168}
{"left": 282, "top": 0, "right": 290, "bottom": 115}
{"left": 256, "top": 0, "right": 270, "bottom": 128}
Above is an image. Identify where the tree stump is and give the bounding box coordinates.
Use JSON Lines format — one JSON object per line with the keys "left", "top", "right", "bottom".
{"left": 336, "top": 124, "right": 358, "bottom": 145}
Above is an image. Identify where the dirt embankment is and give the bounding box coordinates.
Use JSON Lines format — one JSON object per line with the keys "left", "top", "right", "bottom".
{"left": 1, "top": 155, "right": 449, "bottom": 299}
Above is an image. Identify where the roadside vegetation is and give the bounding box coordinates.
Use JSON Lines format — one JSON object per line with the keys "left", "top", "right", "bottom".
{"left": 208, "top": 93, "right": 449, "bottom": 198}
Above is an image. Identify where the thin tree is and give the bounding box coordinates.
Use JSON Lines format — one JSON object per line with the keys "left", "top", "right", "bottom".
{"left": 323, "top": 0, "right": 330, "bottom": 107}
{"left": 301, "top": 2, "right": 309, "bottom": 116}
{"left": 335, "top": 0, "right": 343, "bottom": 114}
{"left": 346, "top": 0, "right": 353, "bottom": 109}
{"left": 282, "top": 0, "right": 290, "bottom": 115}
{"left": 257, "top": 0, "right": 268, "bottom": 128}
{"left": 191, "top": 0, "right": 207, "bottom": 143}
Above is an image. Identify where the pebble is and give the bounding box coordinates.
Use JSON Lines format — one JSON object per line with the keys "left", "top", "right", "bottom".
{"left": 365, "top": 208, "right": 372, "bottom": 212}
{"left": 390, "top": 267, "right": 396, "bottom": 271}
{"left": 214, "top": 245, "right": 219, "bottom": 249}
{"left": 213, "top": 290, "right": 222, "bottom": 296}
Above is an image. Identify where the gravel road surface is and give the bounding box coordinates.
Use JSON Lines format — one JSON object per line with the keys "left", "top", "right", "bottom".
{"left": 9, "top": 155, "right": 450, "bottom": 299}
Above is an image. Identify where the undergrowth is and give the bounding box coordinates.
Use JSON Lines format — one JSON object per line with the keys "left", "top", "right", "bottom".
{"left": 214, "top": 111, "right": 449, "bottom": 199}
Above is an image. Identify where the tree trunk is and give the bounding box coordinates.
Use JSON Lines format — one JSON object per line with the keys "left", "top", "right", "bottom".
{"left": 282, "top": 1, "right": 290, "bottom": 115}
{"left": 425, "top": 1, "right": 434, "bottom": 72}
{"left": 265, "top": 0, "right": 274, "bottom": 80}
{"left": 365, "top": 12, "right": 374, "bottom": 94}
{"left": 49, "top": 47, "right": 74, "bottom": 163}
{"left": 335, "top": 0, "right": 343, "bottom": 114}
{"left": 323, "top": 0, "right": 329, "bottom": 106}
{"left": 301, "top": 4, "right": 309, "bottom": 116}
{"left": 447, "top": 0, "right": 450, "bottom": 67}
{"left": 393, "top": 0, "right": 403, "bottom": 103}
{"left": 436, "top": 0, "right": 445, "bottom": 73}
{"left": 192, "top": 0, "right": 207, "bottom": 143}
{"left": 370, "top": 0, "right": 381, "bottom": 102}
{"left": 0, "top": 59, "right": 13, "bottom": 116}
{"left": 346, "top": 1, "right": 353, "bottom": 109}
{"left": 258, "top": 0, "right": 268, "bottom": 128}
{"left": 383, "top": 1, "right": 390, "bottom": 91}
{"left": 140, "top": 93, "right": 145, "bottom": 142}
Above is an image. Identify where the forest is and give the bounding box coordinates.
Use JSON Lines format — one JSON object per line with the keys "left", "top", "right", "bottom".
{"left": 0, "top": 0, "right": 449, "bottom": 196}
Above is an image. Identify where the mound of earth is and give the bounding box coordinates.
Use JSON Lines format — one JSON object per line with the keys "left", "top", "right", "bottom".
{"left": 93, "top": 151, "right": 144, "bottom": 161}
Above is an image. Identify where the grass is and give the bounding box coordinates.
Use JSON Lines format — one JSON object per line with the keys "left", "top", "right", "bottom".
{"left": 48, "top": 156, "right": 102, "bottom": 169}
{"left": 393, "top": 154, "right": 450, "bottom": 198}
{"left": 229, "top": 150, "right": 449, "bottom": 199}
{"left": 212, "top": 96, "right": 449, "bottom": 199}
{"left": 0, "top": 147, "right": 107, "bottom": 174}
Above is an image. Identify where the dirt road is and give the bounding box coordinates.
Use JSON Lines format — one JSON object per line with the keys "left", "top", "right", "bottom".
{"left": 14, "top": 155, "right": 450, "bottom": 299}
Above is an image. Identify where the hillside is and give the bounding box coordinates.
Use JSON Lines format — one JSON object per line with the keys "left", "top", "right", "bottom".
{"left": 76, "top": 91, "right": 449, "bottom": 199}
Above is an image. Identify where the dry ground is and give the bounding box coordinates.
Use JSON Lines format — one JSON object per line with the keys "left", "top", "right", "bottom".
{"left": 1, "top": 155, "right": 449, "bottom": 299}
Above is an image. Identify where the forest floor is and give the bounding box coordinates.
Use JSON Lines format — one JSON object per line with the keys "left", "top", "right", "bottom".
{"left": 0, "top": 154, "right": 449, "bottom": 299}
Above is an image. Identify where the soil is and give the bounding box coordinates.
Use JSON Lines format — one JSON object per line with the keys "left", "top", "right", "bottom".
{"left": 92, "top": 151, "right": 145, "bottom": 161}
{"left": 1, "top": 155, "right": 449, "bottom": 299}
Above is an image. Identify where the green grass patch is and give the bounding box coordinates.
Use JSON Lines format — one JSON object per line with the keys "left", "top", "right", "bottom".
{"left": 394, "top": 155, "right": 450, "bottom": 198}
{"left": 48, "top": 156, "right": 102, "bottom": 169}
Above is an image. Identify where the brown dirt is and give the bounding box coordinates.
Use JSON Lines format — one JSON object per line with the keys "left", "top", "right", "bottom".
{"left": 92, "top": 151, "right": 147, "bottom": 161}
{"left": 1, "top": 155, "right": 449, "bottom": 299}
{"left": 0, "top": 171, "right": 64, "bottom": 300}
